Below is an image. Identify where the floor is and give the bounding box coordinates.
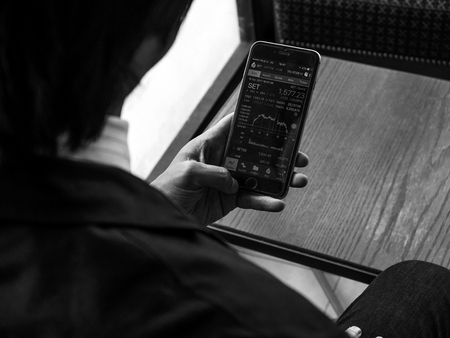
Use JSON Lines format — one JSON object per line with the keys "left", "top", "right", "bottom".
{"left": 122, "top": 0, "right": 368, "bottom": 320}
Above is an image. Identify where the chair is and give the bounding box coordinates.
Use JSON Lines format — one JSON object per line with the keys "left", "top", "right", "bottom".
{"left": 149, "top": 0, "right": 450, "bottom": 283}
{"left": 206, "top": 1, "right": 450, "bottom": 314}
{"left": 273, "top": 0, "right": 450, "bottom": 80}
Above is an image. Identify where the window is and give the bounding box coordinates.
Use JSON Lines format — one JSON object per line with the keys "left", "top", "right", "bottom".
{"left": 122, "top": 0, "right": 240, "bottom": 179}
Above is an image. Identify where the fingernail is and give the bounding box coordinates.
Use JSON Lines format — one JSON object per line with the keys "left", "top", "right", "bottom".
{"left": 347, "top": 326, "right": 362, "bottom": 336}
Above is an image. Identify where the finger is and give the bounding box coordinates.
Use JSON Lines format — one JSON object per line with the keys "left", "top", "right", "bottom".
{"left": 202, "top": 112, "right": 234, "bottom": 140}
{"left": 345, "top": 326, "right": 362, "bottom": 338}
{"left": 190, "top": 162, "right": 239, "bottom": 194}
{"left": 290, "top": 173, "right": 308, "bottom": 188}
{"left": 237, "top": 192, "right": 285, "bottom": 212}
{"left": 295, "top": 151, "right": 309, "bottom": 168}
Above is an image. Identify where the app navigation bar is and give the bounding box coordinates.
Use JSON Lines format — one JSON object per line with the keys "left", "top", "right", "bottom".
{"left": 248, "top": 69, "right": 310, "bottom": 86}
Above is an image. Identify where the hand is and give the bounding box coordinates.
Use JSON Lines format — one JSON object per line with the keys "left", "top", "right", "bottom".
{"left": 345, "top": 326, "right": 382, "bottom": 338}
{"left": 150, "top": 113, "right": 309, "bottom": 225}
{"left": 346, "top": 327, "right": 362, "bottom": 338}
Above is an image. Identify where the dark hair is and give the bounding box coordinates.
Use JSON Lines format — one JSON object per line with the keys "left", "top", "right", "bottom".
{"left": 0, "top": 0, "right": 192, "bottom": 156}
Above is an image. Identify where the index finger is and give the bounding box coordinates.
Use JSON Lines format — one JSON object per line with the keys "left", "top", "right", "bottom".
{"left": 203, "top": 112, "right": 234, "bottom": 141}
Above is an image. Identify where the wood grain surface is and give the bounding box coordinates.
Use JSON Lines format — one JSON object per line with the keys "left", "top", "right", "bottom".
{"left": 217, "top": 57, "right": 450, "bottom": 271}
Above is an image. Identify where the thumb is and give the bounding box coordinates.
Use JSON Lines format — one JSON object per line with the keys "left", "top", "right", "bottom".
{"left": 345, "top": 326, "right": 362, "bottom": 338}
{"left": 191, "top": 162, "right": 239, "bottom": 194}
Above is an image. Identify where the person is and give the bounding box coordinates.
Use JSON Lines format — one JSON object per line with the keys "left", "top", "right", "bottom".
{"left": 1, "top": 1, "right": 450, "bottom": 337}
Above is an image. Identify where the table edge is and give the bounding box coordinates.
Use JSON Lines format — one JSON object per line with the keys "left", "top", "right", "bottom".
{"left": 208, "top": 223, "right": 381, "bottom": 284}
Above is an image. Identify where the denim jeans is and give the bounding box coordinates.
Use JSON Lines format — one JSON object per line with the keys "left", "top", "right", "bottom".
{"left": 336, "top": 261, "right": 450, "bottom": 338}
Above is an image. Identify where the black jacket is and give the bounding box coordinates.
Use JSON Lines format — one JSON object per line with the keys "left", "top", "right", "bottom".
{"left": 0, "top": 156, "right": 346, "bottom": 337}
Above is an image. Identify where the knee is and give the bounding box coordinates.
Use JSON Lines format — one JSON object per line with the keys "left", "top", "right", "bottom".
{"left": 386, "top": 260, "right": 449, "bottom": 275}
{"left": 381, "top": 260, "right": 450, "bottom": 290}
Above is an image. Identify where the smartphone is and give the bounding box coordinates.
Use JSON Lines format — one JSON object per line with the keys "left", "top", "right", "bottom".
{"left": 222, "top": 41, "right": 321, "bottom": 198}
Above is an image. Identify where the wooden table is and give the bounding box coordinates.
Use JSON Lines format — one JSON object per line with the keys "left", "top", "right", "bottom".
{"left": 210, "top": 56, "right": 450, "bottom": 282}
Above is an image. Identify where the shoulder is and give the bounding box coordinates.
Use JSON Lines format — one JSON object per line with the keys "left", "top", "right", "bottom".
{"left": 0, "top": 223, "right": 344, "bottom": 337}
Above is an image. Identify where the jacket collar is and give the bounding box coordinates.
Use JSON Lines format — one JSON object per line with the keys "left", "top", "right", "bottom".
{"left": 0, "top": 156, "right": 200, "bottom": 231}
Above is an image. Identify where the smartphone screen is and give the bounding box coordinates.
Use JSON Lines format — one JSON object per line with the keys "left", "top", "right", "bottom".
{"left": 222, "top": 41, "right": 320, "bottom": 198}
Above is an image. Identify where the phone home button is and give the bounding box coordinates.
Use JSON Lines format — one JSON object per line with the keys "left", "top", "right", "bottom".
{"left": 245, "top": 177, "right": 258, "bottom": 189}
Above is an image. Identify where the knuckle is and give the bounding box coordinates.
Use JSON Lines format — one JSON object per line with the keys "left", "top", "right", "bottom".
{"left": 216, "top": 166, "right": 230, "bottom": 180}
{"left": 180, "top": 161, "right": 200, "bottom": 178}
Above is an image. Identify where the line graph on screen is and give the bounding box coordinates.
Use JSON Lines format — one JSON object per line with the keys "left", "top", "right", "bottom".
{"left": 249, "top": 114, "right": 295, "bottom": 136}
